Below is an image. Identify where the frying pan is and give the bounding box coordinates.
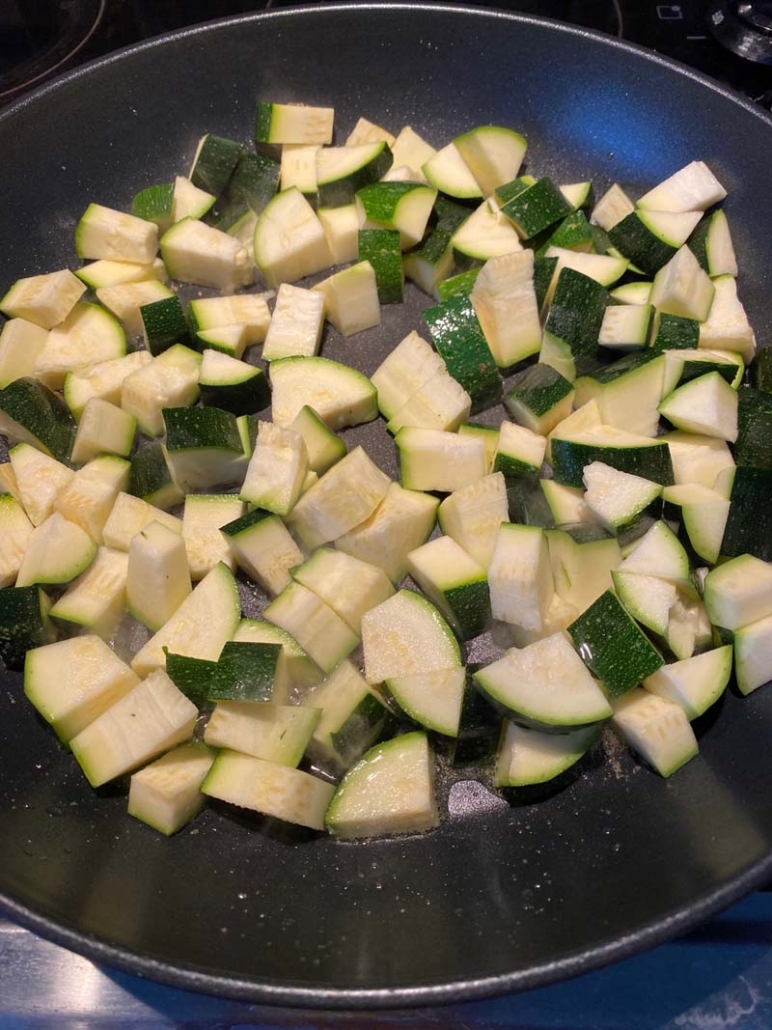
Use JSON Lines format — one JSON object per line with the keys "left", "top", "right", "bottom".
{"left": 2, "top": 2, "right": 772, "bottom": 1010}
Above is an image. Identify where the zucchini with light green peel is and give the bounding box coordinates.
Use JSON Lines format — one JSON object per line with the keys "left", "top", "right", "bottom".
{"left": 303, "top": 660, "right": 392, "bottom": 774}
{"left": 643, "top": 646, "right": 732, "bottom": 717}
{"left": 0, "top": 495, "right": 33, "bottom": 587}
{"left": 128, "top": 741, "right": 215, "bottom": 836}
{"left": 494, "top": 720, "right": 600, "bottom": 787}
{"left": 16, "top": 512, "right": 97, "bottom": 589}
{"left": 204, "top": 701, "right": 319, "bottom": 767}
{"left": 264, "top": 581, "right": 358, "bottom": 674}
{"left": 269, "top": 355, "right": 378, "bottom": 430}
{"left": 610, "top": 688, "right": 698, "bottom": 778}
{"left": 198, "top": 349, "right": 270, "bottom": 416}
{"left": 71, "top": 668, "right": 198, "bottom": 788}
{"left": 317, "top": 142, "right": 393, "bottom": 207}
{"left": 454, "top": 125, "right": 527, "bottom": 196}
{"left": 385, "top": 667, "right": 467, "bottom": 737}
{"left": 356, "top": 181, "right": 438, "bottom": 249}
{"left": 49, "top": 545, "right": 129, "bottom": 639}
{"left": 325, "top": 731, "right": 439, "bottom": 839}
{"left": 130, "top": 561, "right": 240, "bottom": 677}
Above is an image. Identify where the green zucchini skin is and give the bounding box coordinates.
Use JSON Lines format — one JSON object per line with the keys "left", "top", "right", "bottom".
{"left": 190, "top": 134, "right": 244, "bottom": 197}
{"left": 358, "top": 228, "right": 404, "bottom": 305}
{"left": 608, "top": 211, "right": 676, "bottom": 275}
{"left": 543, "top": 267, "right": 609, "bottom": 374}
{"left": 650, "top": 314, "right": 700, "bottom": 352}
{"left": 206, "top": 152, "right": 281, "bottom": 230}
{"left": 568, "top": 589, "right": 664, "bottom": 696}
{"left": 165, "top": 641, "right": 283, "bottom": 707}
{"left": 550, "top": 437, "right": 674, "bottom": 489}
{"left": 423, "top": 293, "right": 502, "bottom": 414}
{"left": 140, "top": 295, "right": 191, "bottom": 355}
{"left": 451, "top": 666, "right": 502, "bottom": 767}
{"left": 0, "top": 377, "right": 76, "bottom": 464}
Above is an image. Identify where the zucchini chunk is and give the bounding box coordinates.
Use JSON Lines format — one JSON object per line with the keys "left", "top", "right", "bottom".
{"left": 610, "top": 688, "right": 698, "bottom": 778}
{"left": 0, "top": 269, "right": 86, "bottom": 329}
{"left": 0, "top": 494, "right": 33, "bottom": 587}
{"left": 261, "top": 284, "right": 324, "bottom": 361}
{"left": 128, "top": 741, "right": 216, "bottom": 836}
{"left": 24, "top": 634, "right": 138, "bottom": 742}
{"left": 454, "top": 125, "right": 527, "bottom": 195}
{"left": 204, "top": 702, "right": 320, "bottom": 767}
{"left": 102, "top": 491, "right": 182, "bottom": 551}
{"left": 221, "top": 507, "right": 304, "bottom": 597}
{"left": 325, "top": 732, "right": 439, "bottom": 839}
{"left": 313, "top": 260, "right": 381, "bottom": 336}
{"left": 127, "top": 520, "right": 192, "bottom": 631}
{"left": 182, "top": 493, "right": 243, "bottom": 580}
{"left": 75, "top": 203, "right": 159, "bottom": 264}
{"left": 0, "top": 318, "right": 50, "bottom": 388}
{"left": 407, "top": 534, "right": 490, "bottom": 640}
{"left": 292, "top": 547, "right": 394, "bottom": 633}
{"left": 255, "top": 102, "right": 334, "bottom": 146}
{"left": 160, "top": 217, "right": 253, "bottom": 291}
{"left": 202, "top": 750, "right": 335, "bottom": 831}
{"left": 254, "top": 188, "right": 331, "bottom": 288}
{"left": 396, "top": 427, "right": 487, "bottom": 493}
{"left": 16, "top": 512, "right": 97, "bottom": 589}
{"left": 703, "top": 554, "right": 772, "bottom": 630}
{"left": 49, "top": 545, "right": 129, "bottom": 639}
{"left": 475, "top": 631, "right": 612, "bottom": 731}
{"left": 361, "top": 588, "right": 462, "bottom": 684}
{"left": 494, "top": 721, "right": 600, "bottom": 788}
{"left": 0, "top": 377, "right": 76, "bottom": 463}
{"left": 264, "top": 581, "right": 358, "bottom": 674}
{"left": 70, "top": 669, "right": 198, "bottom": 788}
{"left": 269, "top": 355, "right": 378, "bottom": 430}
{"left": 438, "top": 471, "right": 508, "bottom": 571}
{"left": 470, "top": 249, "right": 542, "bottom": 369}
{"left": 643, "top": 646, "right": 732, "bottom": 718}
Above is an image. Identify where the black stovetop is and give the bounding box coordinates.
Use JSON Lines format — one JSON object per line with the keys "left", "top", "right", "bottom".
{"left": 2, "top": 0, "right": 771, "bottom": 109}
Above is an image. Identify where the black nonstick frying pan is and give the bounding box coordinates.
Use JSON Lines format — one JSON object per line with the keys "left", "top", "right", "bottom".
{"left": 2, "top": 2, "right": 772, "bottom": 1010}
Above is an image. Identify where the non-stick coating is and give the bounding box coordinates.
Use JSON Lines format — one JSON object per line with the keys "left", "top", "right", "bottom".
{"left": 2, "top": 3, "right": 772, "bottom": 1009}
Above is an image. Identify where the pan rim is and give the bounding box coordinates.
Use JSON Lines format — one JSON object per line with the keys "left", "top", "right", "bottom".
{"left": 1, "top": 1, "right": 772, "bottom": 1009}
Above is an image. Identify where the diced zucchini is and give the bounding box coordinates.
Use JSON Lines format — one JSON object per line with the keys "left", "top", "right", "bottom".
{"left": 0, "top": 269, "right": 86, "bottom": 330}
{"left": 370, "top": 330, "right": 445, "bottom": 420}
{"left": 160, "top": 217, "right": 253, "bottom": 291}
{"left": 637, "top": 161, "right": 727, "bottom": 213}
{"left": 126, "top": 519, "right": 192, "bottom": 631}
{"left": 477, "top": 629, "right": 611, "bottom": 730}
{"left": 698, "top": 275, "right": 755, "bottom": 362}
{"left": 313, "top": 260, "right": 381, "bottom": 336}
{"left": 49, "top": 545, "right": 129, "bottom": 639}
{"left": 437, "top": 471, "right": 507, "bottom": 571}
{"left": 454, "top": 125, "right": 527, "bottom": 196}
{"left": 643, "top": 645, "right": 732, "bottom": 717}
{"left": 355, "top": 181, "right": 438, "bottom": 249}
{"left": 188, "top": 294, "right": 271, "bottom": 346}
{"left": 64, "top": 350, "right": 152, "bottom": 420}
{"left": 494, "top": 720, "right": 600, "bottom": 787}
{"left": 386, "top": 367, "right": 471, "bottom": 435}
{"left": 423, "top": 142, "right": 483, "bottom": 199}
{"left": 611, "top": 570, "right": 677, "bottom": 637}
{"left": 616, "top": 519, "right": 690, "bottom": 582}
{"left": 599, "top": 303, "right": 653, "bottom": 351}
{"left": 0, "top": 494, "right": 33, "bottom": 587}
{"left": 423, "top": 293, "right": 501, "bottom": 414}
{"left": 130, "top": 562, "right": 240, "bottom": 676}
{"left": 239, "top": 419, "right": 307, "bottom": 515}
{"left": 203, "top": 749, "right": 335, "bottom": 830}
{"left": 130, "top": 440, "right": 186, "bottom": 508}
{"left": 289, "top": 406, "right": 346, "bottom": 475}
{"left": 130, "top": 182, "right": 174, "bottom": 231}
{"left": 608, "top": 210, "right": 701, "bottom": 276}
{"left": 232, "top": 618, "right": 322, "bottom": 701}
{"left": 610, "top": 688, "right": 698, "bottom": 777}
{"left": 197, "top": 350, "right": 269, "bottom": 416}
{"left": 75, "top": 203, "right": 158, "bottom": 264}
{"left": 254, "top": 187, "right": 331, "bottom": 288}
{"left": 469, "top": 249, "right": 542, "bottom": 368}
{"left": 504, "top": 364, "right": 575, "bottom": 436}
{"left": 24, "top": 634, "right": 138, "bottom": 742}
{"left": 590, "top": 183, "right": 635, "bottom": 232}
{"left": 325, "top": 731, "right": 439, "bottom": 839}
{"left": 568, "top": 590, "right": 664, "bottom": 696}
{"left": 269, "top": 355, "right": 377, "bottom": 430}
{"left": 33, "top": 302, "right": 125, "bottom": 390}
{"left": 335, "top": 481, "right": 438, "bottom": 583}
{"left": 264, "top": 581, "right": 358, "bottom": 674}
{"left": 120, "top": 344, "right": 201, "bottom": 438}
{"left": 256, "top": 102, "right": 334, "bottom": 146}
{"left": 541, "top": 266, "right": 609, "bottom": 378}
{"left": 550, "top": 424, "right": 674, "bottom": 488}
{"left": 650, "top": 245, "right": 714, "bottom": 322}
{"left": 302, "top": 660, "right": 391, "bottom": 773}
{"left": 0, "top": 318, "right": 50, "bottom": 388}
{"left": 689, "top": 208, "right": 738, "bottom": 277}
{"left": 496, "top": 176, "right": 573, "bottom": 239}
{"left": 488, "top": 522, "right": 553, "bottom": 633}
{"left": 582, "top": 461, "right": 662, "bottom": 531}
{"left": 292, "top": 547, "right": 394, "bottom": 633}
{"left": 182, "top": 493, "right": 243, "bottom": 580}
{"left": 53, "top": 455, "right": 130, "bottom": 542}
{"left": 546, "top": 528, "right": 621, "bottom": 614}
{"left": 261, "top": 284, "right": 324, "bottom": 361}
{"left": 406, "top": 535, "right": 490, "bottom": 640}
{"left": 9, "top": 441, "right": 73, "bottom": 526}
{"left": 494, "top": 421, "right": 546, "bottom": 479}
{"left": 316, "top": 141, "right": 393, "bottom": 207}
{"left": 71, "top": 669, "right": 198, "bottom": 788}
{"left": 659, "top": 371, "right": 738, "bottom": 442}
{"left": 128, "top": 741, "right": 215, "bottom": 836}
{"left": 317, "top": 203, "right": 360, "bottom": 264}
{"left": 221, "top": 507, "right": 304, "bottom": 597}
{"left": 451, "top": 199, "right": 522, "bottom": 266}
{"left": 204, "top": 702, "right": 319, "bottom": 767}
{"left": 189, "top": 133, "right": 243, "bottom": 196}
{"left": 358, "top": 228, "right": 403, "bottom": 305}
{"left": 662, "top": 482, "right": 730, "bottom": 565}
{"left": 102, "top": 491, "right": 182, "bottom": 551}
{"left": 15, "top": 512, "right": 96, "bottom": 588}
{"left": 0, "top": 378, "right": 76, "bottom": 463}
{"left": 288, "top": 445, "right": 390, "bottom": 549}
{"left": 71, "top": 398, "right": 136, "bottom": 464}
{"left": 703, "top": 554, "right": 772, "bottom": 630}
{"left": 734, "top": 615, "right": 772, "bottom": 696}
{"left": 396, "top": 426, "right": 486, "bottom": 493}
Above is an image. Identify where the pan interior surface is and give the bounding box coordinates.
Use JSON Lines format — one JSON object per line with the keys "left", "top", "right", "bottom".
{"left": 1, "top": 3, "right": 772, "bottom": 1008}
